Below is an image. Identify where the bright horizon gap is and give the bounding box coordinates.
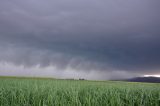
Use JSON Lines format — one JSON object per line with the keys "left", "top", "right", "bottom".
{"left": 144, "top": 75, "right": 160, "bottom": 77}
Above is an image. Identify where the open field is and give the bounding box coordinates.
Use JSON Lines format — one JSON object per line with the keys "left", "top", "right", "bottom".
{"left": 0, "top": 77, "right": 160, "bottom": 106}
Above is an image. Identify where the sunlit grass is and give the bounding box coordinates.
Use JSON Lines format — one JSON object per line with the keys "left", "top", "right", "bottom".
{"left": 0, "top": 77, "right": 159, "bottom": 106}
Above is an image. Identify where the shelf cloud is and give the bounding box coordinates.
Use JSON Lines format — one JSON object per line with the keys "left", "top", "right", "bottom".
{"left": 0, "top": 0, "right": 160, "bottom": 80}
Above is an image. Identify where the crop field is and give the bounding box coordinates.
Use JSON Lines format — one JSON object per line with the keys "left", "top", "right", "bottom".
{"left": 0, "top": 77, "right": 159, "bottom": 106}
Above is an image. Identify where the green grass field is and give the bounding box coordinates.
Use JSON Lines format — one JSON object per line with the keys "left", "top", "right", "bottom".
{"left": 0, "top": 77, "right": 159, "bottom": 106}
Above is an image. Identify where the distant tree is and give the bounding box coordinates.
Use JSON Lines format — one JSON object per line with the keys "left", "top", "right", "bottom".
{"left": 79, "top": 78, "right": 85, "bottom": 80}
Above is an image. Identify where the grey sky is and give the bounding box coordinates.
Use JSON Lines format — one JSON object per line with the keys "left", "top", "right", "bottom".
{"left": 0, "top": 0, "right": 160, "bottom": 80}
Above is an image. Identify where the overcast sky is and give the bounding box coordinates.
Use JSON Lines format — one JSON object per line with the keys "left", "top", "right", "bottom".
{"left": 0, "top": 0, "right": 160, "bottom": 80}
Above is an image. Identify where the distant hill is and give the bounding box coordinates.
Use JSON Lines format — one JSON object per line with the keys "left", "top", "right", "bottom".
{"left": 125, "top": 77, "right": 160, "bottom": 83}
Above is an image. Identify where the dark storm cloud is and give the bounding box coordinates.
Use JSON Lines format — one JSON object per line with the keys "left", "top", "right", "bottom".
{"left": 0, "top": 0, "right": 160, "bottom": 79}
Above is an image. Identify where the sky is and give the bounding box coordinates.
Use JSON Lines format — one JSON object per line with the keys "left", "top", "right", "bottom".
{"left": 0, "top": 0, "right": 160, "bottom": 80}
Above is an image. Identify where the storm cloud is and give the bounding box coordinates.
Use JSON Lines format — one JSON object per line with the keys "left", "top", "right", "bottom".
{"left": 0, "top": 0, "right": 160, "bottom": 80}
